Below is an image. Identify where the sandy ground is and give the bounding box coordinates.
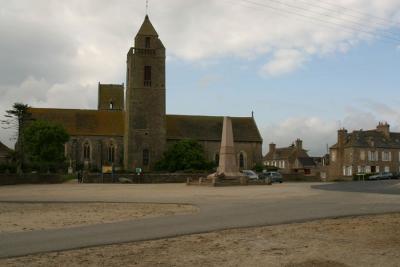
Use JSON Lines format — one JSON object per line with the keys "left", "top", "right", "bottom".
{"left": 0, "top": 183, "right": 324, "bottom": 203}
{"left": 1, "top": 213, "right": 399, "bottom": 267}
{"left": 0, "top": 202, "right": 197, "bottom": 233}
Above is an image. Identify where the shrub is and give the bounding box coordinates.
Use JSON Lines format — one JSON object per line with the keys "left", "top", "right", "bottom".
{"left": 155, "top": 139, "right": 215, "bottom": 172}
{"left": 264, "top": 165, "right": 279, "bottom": 172}
{"left": 0, "top": 163, "right": 17, "bottom": 174}
{"left": 23, "top": 120, "right": 69, "bottom": 173}
{"left": 252, "top": 163, "right": 264, "bottom": 173}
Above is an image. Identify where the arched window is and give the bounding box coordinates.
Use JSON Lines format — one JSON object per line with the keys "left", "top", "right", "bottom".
{"left": 239, "top": 153, "right": 244, "bottom": 168}
{"left": 215, "top": 153, "right": 220, "bottom": 165}
{"left": 83, "top": 142, "right": 90, "bottom": 160}
{"left": 108, "top": 143, "right": 115, "bottom": 163}
{"left": 143, "top": 149, "right": 149, "bottom": 166}
{"left": 109, "top": 101, "right": 114, "bottom": 110}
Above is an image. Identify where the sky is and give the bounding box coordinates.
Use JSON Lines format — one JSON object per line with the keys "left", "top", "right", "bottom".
{"left": 0, "top": 0, "right": 400, "bottom": 156}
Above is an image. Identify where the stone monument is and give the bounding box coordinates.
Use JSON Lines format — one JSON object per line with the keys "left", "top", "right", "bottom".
{"left": 207, "top": 116, "right": 247, "bottom": 185}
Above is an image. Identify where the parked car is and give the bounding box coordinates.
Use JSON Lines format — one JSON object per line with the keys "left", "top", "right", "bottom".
{"left": 241, "top": 170, "right": 259, "bottom": 180}
{"left": 392, "top": 173, "right": 400, "bottom": 179}
{"left": 368, "top": 172, "right": 393, "bottom": 180}
{"left": 261, "top": 171, "right": 283, "bottom": 183}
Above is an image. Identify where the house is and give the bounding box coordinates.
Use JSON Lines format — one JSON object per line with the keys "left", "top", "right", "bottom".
{"left": 263, "top": 139, "right": 317, "bottom": 175}
{"left": 328, "top": 122, "right": 400, "bottom": 180}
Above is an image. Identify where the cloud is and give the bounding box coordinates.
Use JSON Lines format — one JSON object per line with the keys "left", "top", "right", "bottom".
{"left": 262, "top": 102, "right": 400, "bottom": 156}
{"left": 0, "top": 0, "right": 398, "bottom": 89}
{"left": 0, "top": 76, "right": 97, "bottom": 147}
{"left": 1, "top": 0, "right": 400, "bottom": 146}
{"left": 261, "top": 49, "right": 307, "bottom": 76}
{"left": 197, "top": 74, "right": 222, "bottom": 89}
{"left": 262, "top": 117, "right": 338, "bottom": 156}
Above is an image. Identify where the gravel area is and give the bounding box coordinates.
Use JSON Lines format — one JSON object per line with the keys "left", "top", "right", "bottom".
{"left": 2, "top": 213, "right": 399, "bottom": 266}
{"left": 0, "top": 202, "right": 197, "bottom": 233}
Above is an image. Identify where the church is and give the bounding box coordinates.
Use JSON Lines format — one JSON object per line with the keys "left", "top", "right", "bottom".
{"left": 29, "top": 15, "right": 263, "bottom": 172}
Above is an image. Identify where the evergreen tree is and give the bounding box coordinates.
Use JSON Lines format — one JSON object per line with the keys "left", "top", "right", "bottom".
{"left": 1, "top": 103, "right": 31, "bottom": 173}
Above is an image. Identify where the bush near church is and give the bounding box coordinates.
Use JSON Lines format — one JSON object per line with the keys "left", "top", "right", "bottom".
{"left": 252, "top": 163, "right": 265, "bottom": 173}
{"left": 155, "top": 139, "right": 215, "bottom": 172}
{"left": 23, "top": 120, "right": 69, "bottom": 173}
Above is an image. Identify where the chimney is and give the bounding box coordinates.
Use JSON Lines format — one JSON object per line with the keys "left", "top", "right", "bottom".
{"left": 295, "top": 139, "right": 303, "bottom": 151}
{"left": 269, "top": 143, "right": 276, "bottom": 153}
{"left": 338, "top": 128, "right": 348, "bottom": 148}
{"left": 376, "top": 122, "right": 390, "bottom": 139}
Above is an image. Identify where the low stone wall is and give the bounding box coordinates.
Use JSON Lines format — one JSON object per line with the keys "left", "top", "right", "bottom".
{"left": 84, "top": 173, "right": 209, "bottom": 184}
{"left": 282, "top": 173, "right": 321, "bottom": 182}
{"left": 0, "top": 174, "right": 69, "bottom": 186}
{"left": 0, "top": 172, "right": 322, "bottom": 185}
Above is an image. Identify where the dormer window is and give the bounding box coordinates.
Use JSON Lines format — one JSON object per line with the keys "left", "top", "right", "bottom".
{"left": 145, "top": 37, "right": 151, "bottom": 48}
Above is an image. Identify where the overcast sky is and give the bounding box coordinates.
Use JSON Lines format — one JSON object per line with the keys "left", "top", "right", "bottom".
{"left": 1, "top": 0, "right": 400, "bottom": 155}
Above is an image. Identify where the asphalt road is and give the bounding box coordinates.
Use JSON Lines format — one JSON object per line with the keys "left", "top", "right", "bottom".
{"left": 0, "top": 181, "right": 399, "bottom": 258}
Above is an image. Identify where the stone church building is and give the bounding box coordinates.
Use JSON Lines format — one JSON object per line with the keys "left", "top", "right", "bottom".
{"left": 29, "top": 15, "right": 263, "bottom": 172}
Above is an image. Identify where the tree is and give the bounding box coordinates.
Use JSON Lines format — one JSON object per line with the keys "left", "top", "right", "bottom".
{"left": 23, "top": 120, "right": 69, "bottom": 172}
{"left": 252, "top": 163, "right": 264, "bottom": 173}
{"left": 155, "top": 139, "right": 214, "bottom": 172}
{"left": 1, "top": 103, "right": 31, "bottom": 173}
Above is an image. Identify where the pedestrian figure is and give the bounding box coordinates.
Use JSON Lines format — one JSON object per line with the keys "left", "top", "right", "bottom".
{"left": 77, "top": 170, "right": 82, "bottom": 183}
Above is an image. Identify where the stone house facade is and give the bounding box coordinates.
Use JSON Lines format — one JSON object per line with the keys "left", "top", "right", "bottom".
{"left": 28, "top": 15, "right": 263, "bottom": 172}
{"left": 328, "top": 122, "right": 400, "bottom": 180}
{"left": 263, "top": 139, "right": 317, "bottom": 175}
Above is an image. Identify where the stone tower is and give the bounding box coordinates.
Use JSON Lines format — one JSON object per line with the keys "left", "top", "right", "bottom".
{"left": 124, "top": 15, "right": 166, "bottom": 171}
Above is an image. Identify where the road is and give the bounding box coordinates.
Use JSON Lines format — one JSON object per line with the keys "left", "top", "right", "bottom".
{"left": 0, "top": 180, "right": 399, "bottom": 258}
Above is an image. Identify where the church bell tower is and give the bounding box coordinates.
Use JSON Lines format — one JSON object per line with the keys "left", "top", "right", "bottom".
{"left": 124, "top": 15, "right": 166, "bottom": 171}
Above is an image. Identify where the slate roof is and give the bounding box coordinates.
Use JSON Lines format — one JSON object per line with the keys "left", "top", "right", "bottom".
{"left": 297, "top": 157, "right": 316, "bottom": 167}
{"left": 29, "top": 108, "right": 124, "bottom": 137}
{"left": 264, "top": 146, "right": 309, "bottom": 160}
{"left": 330, "top": 130, "right": 400, "bottom": 149}
{"left": 166, "top": 115, "right": 262, "bottom": 142}
{"left": 137, "top": 15, "right": 159, "bottom": 36}
{"left": 0, "top": 141, "right": 12, "bottom": 157}
{"left": 29, "top": 108, "right": 263, "bottom": 142}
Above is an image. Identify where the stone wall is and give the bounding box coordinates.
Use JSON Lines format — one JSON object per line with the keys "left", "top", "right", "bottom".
{"left": 0, "top": 174, "right": 69, "bottom": 186}
{"left": 84, "top": 172, "right": 208, "bottom": 184}
{"left": 65, "top": 136, "right": 124, "bottom": 171}
{"left": 329, "top": 146, "right": 400, "bottom": 181}
{"left": 281, "top": 173, "right": 320, "bottom": 182}
{"left": 98, "top": 83, "right": 124, "bottom": 111}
